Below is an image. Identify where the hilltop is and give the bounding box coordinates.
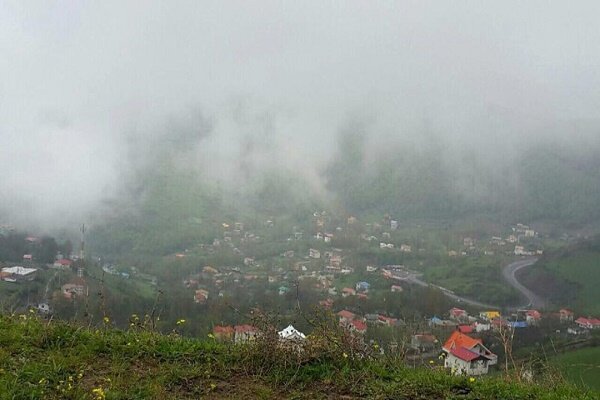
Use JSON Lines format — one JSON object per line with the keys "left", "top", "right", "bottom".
{"left": 0, "top": 314, "right": 596, "bottom": 400}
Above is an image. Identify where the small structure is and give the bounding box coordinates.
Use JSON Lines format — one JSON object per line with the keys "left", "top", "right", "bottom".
{"left": 1, "top": 266, "right": 37, "bottom": 282}
{"left": 337, "top": 310, "right": 356, "bottom": 324}
{"left": 391, "top": 285, "right": 403, "bottom": 293}
{"left": 449, "top": 308, "right": 469, "bottom": 322}
{"left": 400, "top": 244, "right": 412, "bottom": 253}
{"left": 194, "top": 289, "right": 209, "bottom": 303}
{"left": 341, "top": 287, "right": 356, "bottom": 297}
{"left": 213, "top": 325, "right": 235, "bottom": 341}
{"left": 234, "top": 325, "right": 258, "bottom": 343}
{"left": 278, "top": 325, "right": 306, "bottom": 341}
{"left": 410, "top": 334, "right": 438, "bottom": 353}
{"left": 559, "top": 309, "right": 574, "bottom": 323}
{"left": 309, "top": 249, "right": 321, "bottom": 259}
{"left": 53, "top": 259, "right": 73, "bottom": 270}
{"left": 62, "top": 283, "right": 85, "bottom": 299}
{"left": 355, "top": 281, "right": 370, "bottom": 293}
{"left": 479, "top": 311, "right": 501, "bottom": 321}
{"left": 575, "top": 317, "right": 600, "bottom": 330}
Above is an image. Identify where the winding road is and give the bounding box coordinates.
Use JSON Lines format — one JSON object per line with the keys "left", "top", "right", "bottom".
{"left": 401, "top": 257, "right": 547, "bottom": 310}
{"left": 501, "top": 257, "right": 547, "bottom": 309}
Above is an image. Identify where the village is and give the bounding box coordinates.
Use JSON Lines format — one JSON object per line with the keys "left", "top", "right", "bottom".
{"left": 1, "top": 213, "right": 598, "bottom": 377}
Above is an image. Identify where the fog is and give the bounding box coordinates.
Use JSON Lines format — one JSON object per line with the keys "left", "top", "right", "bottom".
{"left": 2, "top": 1, "right": 600, "bottom": 231}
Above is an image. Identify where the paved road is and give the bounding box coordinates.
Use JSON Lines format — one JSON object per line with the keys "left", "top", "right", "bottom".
{"left": 399, "top": 257, "right": 546, "bottom": 310}
{"left": 502, "top": 257, "right": 547, "bottom": 309}
{"left": 401, "top": 275, "right": 498, "bottom": 309}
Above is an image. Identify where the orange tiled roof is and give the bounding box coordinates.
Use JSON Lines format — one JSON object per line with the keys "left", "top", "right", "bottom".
{"left": 443, "top": 331, "right": 481, "bottom": 351}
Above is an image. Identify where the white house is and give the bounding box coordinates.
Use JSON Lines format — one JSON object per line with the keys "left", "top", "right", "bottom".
{"left": 278, "top": 325, "right": 306, "bottom": 341}
{"left": 1, "top": 266, "right": 37, "bottom": 282}
{"left": 445, "top": 347, "right": 494, "bottom": 376}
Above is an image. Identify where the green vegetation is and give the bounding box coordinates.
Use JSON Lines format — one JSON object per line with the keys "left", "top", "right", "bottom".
{"left": 519, "top": 238, "right": 600, "bottom": 315}
{"left": 0, "top": 313, "right": 596, "bottom": 399}
{"left": 550, "top": 347, "right": 600, "bottom": 392}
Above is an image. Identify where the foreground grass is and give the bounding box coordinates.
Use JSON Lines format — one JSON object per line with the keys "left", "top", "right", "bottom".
{"left": 0, "top": 314, "right": 597, "bottom": 399}
{"left": 550, "top": 347, "right": 600, "bottom": 392}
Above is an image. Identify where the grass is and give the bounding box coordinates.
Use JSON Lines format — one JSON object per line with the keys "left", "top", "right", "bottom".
{"left": 544, "top": 252, "right": 600, "bottom": 315}
{"left": 0, "top": 313, "right": 597, "bottom": 399}
{"left": 550, "top": 347, "right": 600, "bottom": 392}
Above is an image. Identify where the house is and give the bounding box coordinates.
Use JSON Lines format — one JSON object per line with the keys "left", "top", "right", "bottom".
{"left": 400, "top": 244, "right": 412, "bottom": 253}
{"left": 559, "top": 309, "right": 574, "bottom": 322}
{"left": 62, "top": 283, "right": 85, "bottom": 299}
{"left": 319, "top": 298, "right": 333, "bottom": 309}
{"left": 449, "top": 308, "right": 469, "bottom": 322}
{"left": 243, "top": 257, "right": 255, "bottom": 266}
{"left": 349, "top": 319, "right": 367, "bottom": 334}
{"left": 341, "top": 287, "right": 356, "bottom": 297}
{"left": 391, "top": 285, "right": 403, "bottom": 293}
{"left": 443, "top": 331, "right": 497, "bottom": 375}
{"left": 203, "top": 266, "right": 219, "bottom": 274}
{"left": 330, "top": 255, "right": 342, "bottom": 267}
{"left": 429, "top": 316, "right": 457, "bottom": 328}
{"left": 525, "top": 310, "right": 542, "bottom": 325}
{"left": 463, "top": 237, "right": 475, "bottom": 247}
{"left": 364, "top": 314, "right": 380, "bottom": 324}
{"left": 380, "top": 242, "right": 394, "bottom": 249}
{"left": 378, "top": 315, "right": 399, "bottom": 327}
{"left": 213, "top": 325, "right": 235, "bottom": 341}
{"left": 278, "top": 325, "right": 306, "bottom": 341}
{"left": 474, "top": 321, "right": 491, "bottom": 332}
{"left": 337, "top": 310, "right": 356, "bottom": 324}
{"left": 448, "top": 250, "right": 458, "bottom": 257}
{"left": 234, "top": 325, "right": 258, "bottom": 343}
{"left": 410, "top": 334, "right": 438, "bottom": 353}
{"left": 278, "top": 286, "right": 290, "bottom": 296}
{"left": 53, "top": 259, "right": 73, "bottom": 270}
{"left": 22, "top": 254, "right": 33, "bottom": 261}
{"left": 355, "top": 281, "right": 370, "bottom": 292}
{"left": 479, "top": 311, "right": 501, "bottom": 321}
{"left": 1, "top": 266, "right": 37, "bottom": 282}
{"left": 194, "top": 289, "right": 209, "bottom": 303}
{"left": 575, "top": 317, "right": 600, "bottom": 330}
{"left": 309, "top": 249, "right": 321, "bottom": 259}
{"left": 458, "top": 324, "right": 474, "bottom": 334}
{"left": 390, "top": 220, "right": 398, "bottom": 230}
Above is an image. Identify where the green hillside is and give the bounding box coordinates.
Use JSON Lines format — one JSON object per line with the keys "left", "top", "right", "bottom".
{"left": 519, "top": 239, "right": 600, "bottom": 315}
{"left": 0, "top": 314, "right": 596, "bottom": 399}
{"left": 550, "top": 347, "right": 600, "bottom": 392}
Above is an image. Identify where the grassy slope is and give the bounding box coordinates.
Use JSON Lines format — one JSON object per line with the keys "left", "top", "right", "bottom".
{"left": 544, "top": 252, "right": 600, "bottom": 315}
{"left": 519, "top": 242, "right": 600, "bottom": 315}
{"left": 0, "top": 315, "right": 596, "bottom": 400}
{"left": 550, "top": 347, "right": 600, "bottom": 392}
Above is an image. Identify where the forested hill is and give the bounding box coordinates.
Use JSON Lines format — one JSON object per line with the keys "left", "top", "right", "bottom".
{"left": 88, "top": 129, "right": 600, "bottom": 258}
{"left": 325, "top": 132, "right": 600, "bottom": 223}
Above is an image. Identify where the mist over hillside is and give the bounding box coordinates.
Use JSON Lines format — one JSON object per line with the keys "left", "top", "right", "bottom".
{"left": 1, "top": 1, "right": 600, "bottom": 235}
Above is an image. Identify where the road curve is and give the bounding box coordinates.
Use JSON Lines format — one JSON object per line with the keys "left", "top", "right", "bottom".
{"left": 502, "top": 257, "right": 547, "bottom": 310}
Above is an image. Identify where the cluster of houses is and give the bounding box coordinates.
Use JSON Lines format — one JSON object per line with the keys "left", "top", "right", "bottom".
{"left": 211, "top": 324, "right": 306, "bottom": 344}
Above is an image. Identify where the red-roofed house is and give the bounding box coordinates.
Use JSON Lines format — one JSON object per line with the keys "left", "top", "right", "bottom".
{"left": 559, "top": 309, "right": 574, "bottom": 323}
{"left": 443, "top": 331, "right": 497, "bottom": 375}
{"left": 53, "top": 258, "right": 73, "bottom": 270}
{"left": 458, "top": 324, "right": 474, "bottom": 334}
{"left": 349, "top": 319, "right": 367, "bottom": 334}
{"left": 194, "top": 289, "right": 209, "bottom": 303}
{"left": 337, "top": 310, "right": 356, "bottom": 323}
{"left": 234, "top": 325, "right": 258, "bottom": 343}
{"left": 575, "top": 317, "right": 600, "bottom": 330}
{"left": 378, "top": 315, "right": 398, "bottom": 327}
{"left": 525, "top": 310, "right": 542, "bottom": 325}
{"left": 449, "top": 307, "right": 469, "bottom": 322}
{"left": 213, "top": 325, "right": 234, "bottom": 341}
{"left": 341, "top": 287, "right": 356, "bottom": 297}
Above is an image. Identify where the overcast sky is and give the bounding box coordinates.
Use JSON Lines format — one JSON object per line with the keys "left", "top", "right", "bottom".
{"left": 1, "top": 1, "right": 600, "bottom": 229}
